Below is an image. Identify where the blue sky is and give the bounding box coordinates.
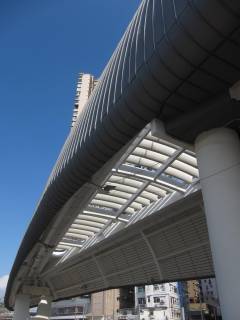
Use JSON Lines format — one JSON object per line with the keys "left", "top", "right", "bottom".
{"left": 0, "top": 0, "right": 140, "bottom": 295}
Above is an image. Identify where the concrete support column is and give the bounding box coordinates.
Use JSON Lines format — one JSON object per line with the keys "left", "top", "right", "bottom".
{"left": 13, "top": 294, "right": 30, "bottom": 320}
{"left": 34, "top": 296, "right": 52, "bottom": 320}
{"left": 195, "top": 127, "right": 240, "bottom": 320}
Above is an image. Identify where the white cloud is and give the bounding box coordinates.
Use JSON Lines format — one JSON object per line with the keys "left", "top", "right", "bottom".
{"left": 0, "top": 275, "right": 9, "bottom": 299}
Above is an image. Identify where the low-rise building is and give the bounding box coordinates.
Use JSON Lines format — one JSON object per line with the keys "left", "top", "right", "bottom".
{"left": 89, "top": 289, "right": 119, "bottom": 320}
{"left": 51, "top": 296, "right": 90, "bottom": 320}
{"left": 135, "top": 283, "right": 181, "bottom": 320}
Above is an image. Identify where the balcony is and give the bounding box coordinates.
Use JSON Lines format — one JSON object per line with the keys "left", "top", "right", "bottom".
{"left": 154, "top": 302, "right": 167, "bottom": 309}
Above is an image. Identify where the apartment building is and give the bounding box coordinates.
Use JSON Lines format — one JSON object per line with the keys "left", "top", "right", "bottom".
{"left": 51, "top": 297, "right": 90, "bottom": 320}
{"left": 199, "top": 279, "right": 221, "bottom": 318}
{"left": 135, "top": 283, "right": 181, "bottom": 320}
{"left": 89, "top": 290, "right": 119, "bottom": 320}
{"left": 71, "top": 73, "right": 98, "bottom": 128}
{"left": 187, "top": 280, "right": 221, "bottom": 319}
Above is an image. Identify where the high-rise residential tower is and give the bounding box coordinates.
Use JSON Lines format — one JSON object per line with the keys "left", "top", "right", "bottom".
{"left": 70, "top": 73, "right": 134, "bottom": 320}
{"left": 71, "top": 73, "right": 98, "bottom": 128}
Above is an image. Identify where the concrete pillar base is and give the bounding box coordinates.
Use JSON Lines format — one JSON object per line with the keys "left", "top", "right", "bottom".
{"left": 13, "top": 294, "right": 30, "bottom": 320}
{"left": 32, "top": 296, "right": 52, "bottom": 320}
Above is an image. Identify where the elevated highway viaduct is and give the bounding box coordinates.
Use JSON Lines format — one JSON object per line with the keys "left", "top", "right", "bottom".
{"left": 5, "top": 1, "right": 240, "bottom": 319}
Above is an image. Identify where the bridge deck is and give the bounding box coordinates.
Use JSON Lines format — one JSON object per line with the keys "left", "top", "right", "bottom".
{"left": 5, "top": 0, "right": 240, "bottom": 309}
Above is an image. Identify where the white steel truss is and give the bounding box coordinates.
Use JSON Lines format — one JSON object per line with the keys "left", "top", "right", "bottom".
{"left": 54, "top": 124, "right": 199, "bottom": 256}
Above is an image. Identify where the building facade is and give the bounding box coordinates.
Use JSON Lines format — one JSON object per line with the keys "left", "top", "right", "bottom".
{"left": 187, "top": 281, "right": 200, "bottom": 305}
{"left": 51, "top": 297, "right": 91, "bottom": 320}
{"left": 199, "top": 279, "right": 221, "bottom": 318}
{"left": 90, "top": 287, "right": 135, "bottom": 320}
{"left": 71, "top": 73, "right": 98, "bottom": 128}
{"left": 177, "top": 282, "right": 188, "bottom": 320}
{"left": 187, "top": 279, "right": 222, "bottom": 319}
{"left": 71, "top": 74, "right": 129, "bottom": 320}
{"left": 135, "top": 283, "right": 181, "bottom": 320}
{"left": 89, "top": 290, "right": 119, "bottom": 320}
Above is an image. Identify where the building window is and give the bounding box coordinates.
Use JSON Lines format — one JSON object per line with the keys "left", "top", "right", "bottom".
{"left": 153, "top": 285, "right": 159, "bottom": 290}
{"left": 138, "top": 298, "right": 146, "bottom": 305}
{"left": 138, "top": 287, "right": 145, "bottom": 292}
{"left": 153, "top": 297, "right": 160, "bottom": 303}
{"left": 160, "top": 284, "right": 165, "bottom": 291}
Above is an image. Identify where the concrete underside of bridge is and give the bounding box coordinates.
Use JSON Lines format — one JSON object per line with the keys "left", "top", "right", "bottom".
{"left": 11, "top": 190, "right": 214, "bottom": 313}
{"left": 41, "top": 191, "right": 212, "bottom": 300}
